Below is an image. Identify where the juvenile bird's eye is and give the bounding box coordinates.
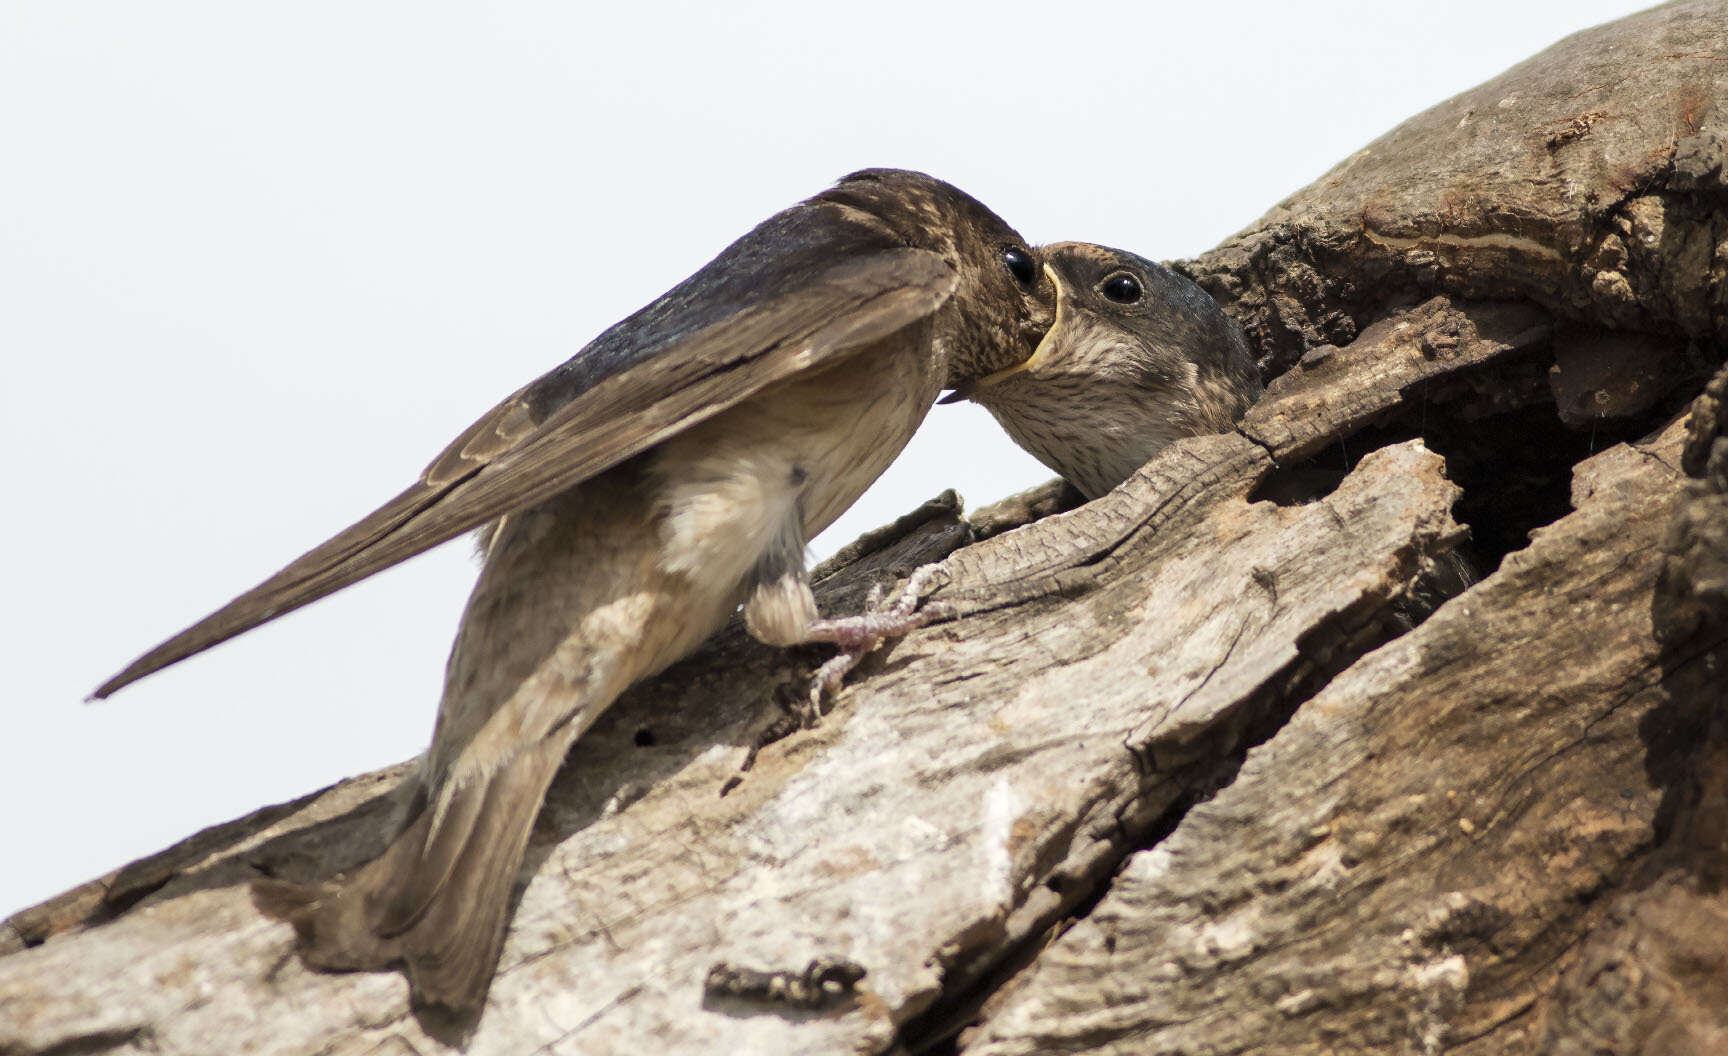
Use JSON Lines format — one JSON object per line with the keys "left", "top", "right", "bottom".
{"left": 1101, "top": 273, "right": 1142, "bottom": 304}
{"left": 1002, "top": 247, "right": 1037, "bottom": 287}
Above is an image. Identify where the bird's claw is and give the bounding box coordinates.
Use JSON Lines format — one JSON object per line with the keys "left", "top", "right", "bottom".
{"left": 804, "top": 564, "right": 954, "bottom": 710}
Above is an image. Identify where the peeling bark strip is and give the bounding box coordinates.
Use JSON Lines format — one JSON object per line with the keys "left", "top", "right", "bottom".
{"left": 960, "top": 419, "right": 1695, "bottom": 1056}
{"left": 5, "top": 3, "right": 1728, "bottom": 1054}
{"left": 0, "top": 438, "right": 1464, "bottom": 1055}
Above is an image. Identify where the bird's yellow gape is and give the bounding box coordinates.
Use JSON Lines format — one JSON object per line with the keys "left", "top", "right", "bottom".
{"left": 941, "top": 263, "right": 1065, "bottom": 403}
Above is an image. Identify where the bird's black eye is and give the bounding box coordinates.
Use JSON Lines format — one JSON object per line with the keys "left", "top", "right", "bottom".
{"left": 1002, "top": 247, "right": 1037, "bottom": 287}
{"left": 1101, "top": 273, "right": 1142, "bottom": 304}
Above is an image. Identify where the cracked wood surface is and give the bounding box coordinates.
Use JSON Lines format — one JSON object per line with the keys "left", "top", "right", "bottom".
{"left": 961, "top": 415, "right": 1705, "bottom": 1056}
{"left": 7, "top": 4, "right": 1728, "bottom": 1054}
{"left": 954, "top": 2, "right": 1728, "bottom": 1047}
{"left": 0, "top": 410, "right": 1464, "bottom": 1055}
{"left": 1182, "top": 0, "right": 1728, "bottom": 376}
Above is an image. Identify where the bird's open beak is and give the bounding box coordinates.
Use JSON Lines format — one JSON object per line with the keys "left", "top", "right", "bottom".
{"left": 939, "top": 263, "right": 1065, "bottom": 404}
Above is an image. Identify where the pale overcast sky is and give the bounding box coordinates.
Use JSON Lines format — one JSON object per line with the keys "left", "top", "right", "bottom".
{"left": 1, "top": 1, "right": 1652, "bottom": 918}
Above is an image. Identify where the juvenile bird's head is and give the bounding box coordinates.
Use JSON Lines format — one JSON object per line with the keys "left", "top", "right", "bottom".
{"left": 819, "top": 169, "right": 1056, "bottom": 385}
{"left": 945, "top": 241, "right": 1262, "bottom": 499}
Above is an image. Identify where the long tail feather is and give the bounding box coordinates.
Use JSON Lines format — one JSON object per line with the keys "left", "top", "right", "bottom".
{"left": 254, "top": 734, "right": 572, "bottom": 1011}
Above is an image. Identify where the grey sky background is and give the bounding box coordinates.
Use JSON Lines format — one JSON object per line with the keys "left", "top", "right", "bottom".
{"left": 2, "top": 2, "right": 1650, "bottom": 918}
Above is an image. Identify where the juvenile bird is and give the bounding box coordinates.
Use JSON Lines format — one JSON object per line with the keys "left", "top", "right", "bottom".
{"left": 94, "top": 169, "right": 1053, "bottom": 1011}
{"left": 946, "top": 241, "right": 1260, "bottom": 498}
{"left": 957, "top": 243, "right": 1478, "bottom": 626}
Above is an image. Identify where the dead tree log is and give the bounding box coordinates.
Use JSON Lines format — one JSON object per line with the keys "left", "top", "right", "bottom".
{"left": 5, "top": 3, "right": 1726, "bottom": 1053}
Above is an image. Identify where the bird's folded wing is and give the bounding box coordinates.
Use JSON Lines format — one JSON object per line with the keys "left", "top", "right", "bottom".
{"left": 94, "top": 248, "right": 956, "bottom": 698}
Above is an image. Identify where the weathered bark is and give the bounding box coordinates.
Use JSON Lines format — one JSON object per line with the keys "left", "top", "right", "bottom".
{"left": 5, "top": 3, "right": 1726, "bottom": 1053}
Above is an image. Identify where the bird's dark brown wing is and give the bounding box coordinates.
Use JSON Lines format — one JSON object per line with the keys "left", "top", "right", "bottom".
{"left": 94, "top": 247, "right": 956, "bottom": 699}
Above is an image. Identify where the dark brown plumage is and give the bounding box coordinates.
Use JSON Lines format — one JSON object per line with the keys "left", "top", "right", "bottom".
{"left": 100, "top": 170, "right": 1053, "bottom": 1012}
{"left": 951, "top": 241, "right": 1261, "bottom": 498}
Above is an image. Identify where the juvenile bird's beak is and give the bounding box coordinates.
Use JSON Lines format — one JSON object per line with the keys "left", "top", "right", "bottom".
{"left": 939, "top": 263, "right": 1065, "bottom": 404}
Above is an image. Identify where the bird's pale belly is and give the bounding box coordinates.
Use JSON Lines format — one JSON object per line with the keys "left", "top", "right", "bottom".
{"left": 437, "top": 334, "right": 942, "bottom": 768}
{"left": 650, "top": 336, "right": 942, "bottom": 588}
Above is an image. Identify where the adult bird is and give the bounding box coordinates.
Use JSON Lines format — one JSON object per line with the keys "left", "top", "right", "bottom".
{"left": 94, "top": 169, "right": 1054, "bottom": 1012}
{"left": 946, "top": 241, "right": 1261, "bottom": 499}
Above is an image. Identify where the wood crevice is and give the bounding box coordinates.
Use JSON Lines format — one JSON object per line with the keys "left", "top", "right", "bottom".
{"left": 7, "top": 6, "right": 1728, "bottom": 1053}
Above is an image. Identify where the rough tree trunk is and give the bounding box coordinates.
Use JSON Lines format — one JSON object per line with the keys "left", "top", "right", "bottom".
{"left": 6, "top": 3, "right": 1726, "bottom": 1053}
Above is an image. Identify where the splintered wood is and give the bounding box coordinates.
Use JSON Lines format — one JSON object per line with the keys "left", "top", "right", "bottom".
{"left": 5, "top": 2, "right": 1726, "bottom": 1053}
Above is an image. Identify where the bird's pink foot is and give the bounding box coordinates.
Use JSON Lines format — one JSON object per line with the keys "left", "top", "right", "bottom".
{"left": 804, "top": 564, "right": 953, "bottom": 712}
